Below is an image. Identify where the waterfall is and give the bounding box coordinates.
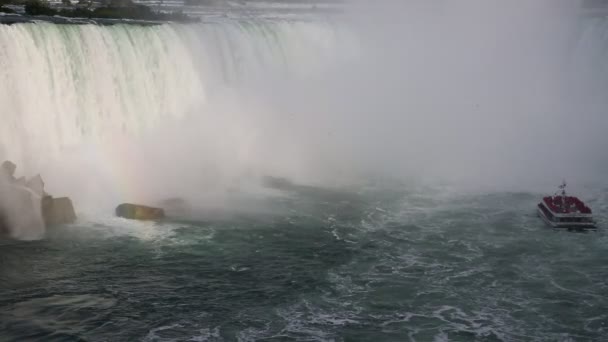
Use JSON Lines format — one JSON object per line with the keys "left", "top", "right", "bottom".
{"left": 0, "top": 4, "right": 606, "bottom": 215}
{"left": 0, "top": 21, "right": 354, "bottom": 174}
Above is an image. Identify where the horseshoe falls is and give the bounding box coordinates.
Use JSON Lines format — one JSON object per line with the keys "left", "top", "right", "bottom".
{"left": 0, "top": 21, "right": 353, "bottom": 173}
{"left": 1, "top": 2, "right": 608, "bottom": 341}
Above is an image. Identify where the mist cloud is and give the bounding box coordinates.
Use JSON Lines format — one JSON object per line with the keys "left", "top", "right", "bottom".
{"left": 4, "top": 0, "right": 608, "bottom": 211}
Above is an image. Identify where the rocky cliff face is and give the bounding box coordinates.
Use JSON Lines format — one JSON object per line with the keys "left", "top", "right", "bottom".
{"left": 42, "top": 196, "right": 77, "bottom": 226}
{"left": 0, "top": 162, "right": 77, "bottom": 240}
{"left": 0, "top": 182, "right": 46, "bottom": 240}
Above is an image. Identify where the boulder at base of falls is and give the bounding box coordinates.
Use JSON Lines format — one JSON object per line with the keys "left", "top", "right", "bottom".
{"left": 0, "top": 161, "right": 77, "bottom": 238}
{"left": 0, "top": 183, "right": 46, "bottom": 240}
{"left": 115, "top": 203, "right": 165, "bottom": 221}
{"left": 157, "top": 197, "right": 192, "bottom": 217}
{"left": 42, "top": 196, "right": 77, "bottom": 226}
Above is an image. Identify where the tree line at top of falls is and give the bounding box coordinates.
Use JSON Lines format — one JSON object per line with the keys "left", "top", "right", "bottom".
{"left": 0, "top": 0, "right": 200, "bottom": 23}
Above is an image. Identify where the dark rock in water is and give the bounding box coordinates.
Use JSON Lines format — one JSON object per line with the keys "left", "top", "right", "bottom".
{"left": 0, "top": 183, "right": 46, "bottom": 239}
{"left": 157, "top": 197, "right": 192, "bottom": 217}
{"left": 262, "top": 175, "right": 361, "bottom": 203}
{"left": 0, "top": 160, "right": 76, "bottom": 238}
{"left": 42, "top": 196, "right": 77, "bottom": 226}
{"left": 159, "top": 197, "right": 187, "bottom": 208}
{"left": 0, "top": 211, "right": 9, "bottom": 237}
{"left": 116, "top": 203, "right": 165, "bottom": 220}
{"left": 262, "top": 176, "right": 294, "bottom": 190}
{"left": 1, "top": 160, "right": 16, "bottom": 181}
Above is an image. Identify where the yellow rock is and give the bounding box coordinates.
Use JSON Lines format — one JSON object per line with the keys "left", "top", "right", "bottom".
{"left": 115, "top": 203, "right": 165, "bottom": 220}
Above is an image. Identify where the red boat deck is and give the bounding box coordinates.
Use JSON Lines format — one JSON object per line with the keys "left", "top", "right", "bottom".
{"left": 543, "top": 196, "right": 592, "bottom": 214}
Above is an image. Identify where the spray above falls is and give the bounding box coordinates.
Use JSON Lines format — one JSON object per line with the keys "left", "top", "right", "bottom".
{"left": 0, "top": 1, "right": 606, "bottom": 208}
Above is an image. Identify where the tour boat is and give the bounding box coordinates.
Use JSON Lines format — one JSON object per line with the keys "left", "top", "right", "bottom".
{"left": 537, "top": 182, "right": 596, "bottom": 229}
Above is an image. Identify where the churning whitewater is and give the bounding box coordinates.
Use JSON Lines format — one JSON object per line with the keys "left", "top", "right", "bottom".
{"left": 1, "top": 3, "right": 608, "bottom": 341}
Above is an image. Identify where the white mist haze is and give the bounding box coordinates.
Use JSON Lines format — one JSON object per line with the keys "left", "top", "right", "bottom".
{"left": 143, "top": 0, "right": 605, "bottom": 201}
{"left": 1, "top": 0, "right": 607, "bottom": 215}
{"left": 267, "top": 0, "right": 604, "bottom": 189}
{"left": 190, "top": 0, "right": 607, "bottom": 192}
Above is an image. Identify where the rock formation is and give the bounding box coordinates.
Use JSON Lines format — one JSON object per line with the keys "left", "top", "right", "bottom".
{"left": 1, "top": 160, "right": 17, "bottom": 183}
{"left": 26, "top": 174, "right": 46, "bottom": 197}
{"left": 42, "top": 196, "right": 77, "bottom": 226}
{"left": 116, "top": 203, "right": 165, "bottom": 220}
{"left": 0, "top": 180, "right": 46, "bottom": 240}
{"left": 0, "top": 161, "right": 77, "bottom": 239}
{"left": 157, "top": 197, "right": 191, "bottom": 217}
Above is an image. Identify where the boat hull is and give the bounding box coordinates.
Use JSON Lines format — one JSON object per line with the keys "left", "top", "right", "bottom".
{"left": 537, "top": 205, "right": 596, "bottom": 230}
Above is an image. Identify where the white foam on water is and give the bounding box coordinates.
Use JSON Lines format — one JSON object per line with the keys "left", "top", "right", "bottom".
{"left": 68, "top": 213, "right": 183, "bottom": 243}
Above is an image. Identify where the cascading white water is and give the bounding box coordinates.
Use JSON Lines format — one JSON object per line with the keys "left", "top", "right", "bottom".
{"left": 573, "top": 16, "right": 608, "bottom": 93}
{"left": 0, "top": 21, "right": 356, "bottom": 175}
{"left": 0, "top": 19, "right": 358, "bottom": 239}
{"left": 0, "top": 4, "right": 606, "bottom": 218}
{"left": 0, "top": 24, "right": 197, "bottom": 170}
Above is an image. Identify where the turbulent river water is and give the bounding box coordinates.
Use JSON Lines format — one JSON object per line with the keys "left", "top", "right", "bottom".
{"left": 1, "top": 183, "right": 608, "bottom": 341}
{"left": 1, "top": 4, "right": 608, "bottom": 341}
